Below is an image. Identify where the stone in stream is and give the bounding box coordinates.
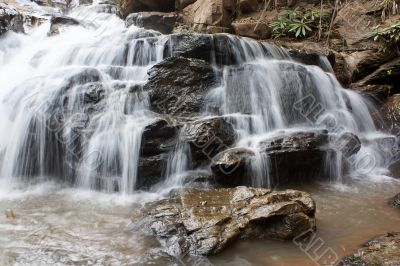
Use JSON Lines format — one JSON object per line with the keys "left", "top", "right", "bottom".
{"left": 181, "top": 117, "right": 236, "bottom": 164}
{"left": 144, "top": 57, "right": 220, "bottom": 117}
{"left": 341, "top": 232, "right": 400, "bottom": 265}
{"left": 48, "top": 16, "right": 80, "bottom": 36}
{"left": 138, "top": 186, "right": 316, "bottom": 256}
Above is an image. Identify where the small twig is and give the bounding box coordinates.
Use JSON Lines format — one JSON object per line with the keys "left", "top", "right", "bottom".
{"left": 326, "top": 0, "right": 340, "bottom": 47}
{"left": 254, "top": 0, "right": 272, "bottom": 32}
{"left": 318, "top": 0, "right": 323, "bottom": 40}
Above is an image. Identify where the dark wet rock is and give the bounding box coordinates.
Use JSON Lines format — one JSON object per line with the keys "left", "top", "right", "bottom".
{"left": 125, "top": 12, "right": 177, "bottom": 34}
{"left": 163, "top": 34, "right": 214, "bottom": 62}
{"left": 357, "top": 57, "right": 400, "bottom": 91}
{"left": 48, "top": 16, "right": 80, "bottom": 36}
{"left": 334, "top": 132, "right": 361, "bottom": 158}
{"left": 137, "top": 153, "right": 169, "bottom": 189}
{"left": 389, "top": 193, "right": 400, "bottom": 209}
{"left": 211, "top": 130, "right": 335, "bottom": 187}
{"left": 260, "top": 130, "right": 334, "bottom": 185}
{"left": 163, "top": 33, "right": 268, "bottom": 65}
{"left": 341, "top": 232, "right": 400, "bottom": 265}
{"left": 145, "top": 57, "right": 219, "bottom": 116}
{"left": 139, "top": 186, "right": 316, "bottom": 256}
{"left": 82, "top": 82, "right": 105, "bottom": 105}
{"left": 0, "top": 4, "right": 24, "bottom": 35}
{"left": 211, "top": 148, "right": 255, "bottom": 186}
{"left": 140, "top": 117, "right": 178, "bottom": 156}
{"left": 118, "top": 0, "right": 175, "bottom": 14}
{"left": 181, "top": 117, "right": 235, "bottom": 164}
{"left": 389, "top": 159, "right": 400, "bottom": 179}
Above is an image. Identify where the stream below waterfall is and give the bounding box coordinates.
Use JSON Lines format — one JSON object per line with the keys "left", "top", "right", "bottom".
{"left": 0, "top": 180, "right": 399, "bottom": 265}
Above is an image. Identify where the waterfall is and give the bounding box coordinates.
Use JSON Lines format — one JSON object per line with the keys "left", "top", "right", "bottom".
{"left": 0, "top": 0, "right": 396, "bottom": 193}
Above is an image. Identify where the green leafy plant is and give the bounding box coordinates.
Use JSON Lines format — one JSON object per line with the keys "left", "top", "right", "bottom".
{"left": 270, "top": 18, "right": 289, "bottom": 38}
{"left": 369, "top": 22, "right": 400, "bottom": 54}
{"left": 270, "top": 8, "right": 330, "bottom": 39}
{"left": 288, "top": 19, "right": 312, "bottom": 38}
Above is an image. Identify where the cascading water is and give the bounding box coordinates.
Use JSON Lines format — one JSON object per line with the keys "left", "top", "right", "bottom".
{"left": 0, "top": 0, "right": 396, "bottom": 194}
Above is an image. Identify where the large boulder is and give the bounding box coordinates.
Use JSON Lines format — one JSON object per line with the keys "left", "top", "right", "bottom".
{"left": 211, "top": 130, "right": 336, "bottom": 187}
{"left": 139, "top": 186, "right": 316, "bottom": 256}
{"left": 182, "top": 0, "right": 232, "bottom": 31}
{"left": 162, "top": 33, "right": 271, "bottom": 65}
{"left": 342, "top": 232, "right": 400, "bottom": 265}
{"left": 260, "top": 130, "right": 334, "bottom": 185}
{"left": 181, "top": 117, "right": 236, "bottom": 163}
{"left": 0, "top": 3, "right": 24, "bottom": 35}
{"left": 144, "top": 57, "right": 219, "bottom": 116}
{"left": 125, "top": 12, "right": 178, "bottom": 34}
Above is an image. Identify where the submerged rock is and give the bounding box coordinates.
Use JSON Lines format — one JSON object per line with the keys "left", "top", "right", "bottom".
{"left": 48, "top": 16, "right": 80, "bottom": 36}
{"left": 342, "top": 232, "right": 400, "bottom": 265}
{"left": 181, "top": 117, "right": 235, "bottom": 163}
{"left": 334, "top": 132, "right": 361, "bottom": 158}
{"left": 139, "top": 186, "right": 316, "bottom": 256}
{"left": 145, "top": 57, "right": 219, "bottom": 116}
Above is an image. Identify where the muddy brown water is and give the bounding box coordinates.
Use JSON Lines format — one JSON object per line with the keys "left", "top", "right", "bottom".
{"left": 0, "top": 179, "right": 399, "bottom": 265}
